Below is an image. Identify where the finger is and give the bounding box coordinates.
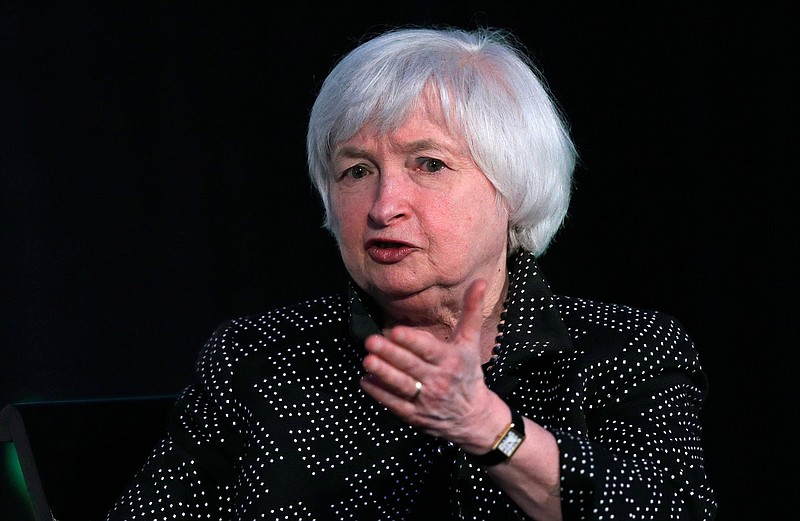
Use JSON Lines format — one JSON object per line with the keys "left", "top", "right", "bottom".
{"left": 453, "top": 279, "right": 487, "bottom": 343}
{"left": 360, "top": 373, "right": 420, "bottom": 414}
{"left": 368, "top": 328, "right": 438, "bottom": 366}
{"left": 362, "top": 349, "right": 422, "bottom": 398}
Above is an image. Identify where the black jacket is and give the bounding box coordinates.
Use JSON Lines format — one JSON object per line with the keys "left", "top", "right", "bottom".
{"left": 107, "top": 252, "right": 717, "bottom": 520}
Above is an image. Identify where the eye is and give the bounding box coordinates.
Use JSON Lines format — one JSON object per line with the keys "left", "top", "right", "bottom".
{"left": 339, "top": 164, "right": 370, "bottom": 181}
{"left": 417, "top": 157, "right": 448, "bottom": 173}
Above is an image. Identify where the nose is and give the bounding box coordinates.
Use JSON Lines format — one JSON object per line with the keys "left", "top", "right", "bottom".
{"left": 368, "top": 170, "right": 410, "bottom": 227}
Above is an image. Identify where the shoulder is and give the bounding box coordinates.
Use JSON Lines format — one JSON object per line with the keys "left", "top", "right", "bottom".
{"left": 217, "top": 294, "right": 348, "bottom": 339}
{"left": 554, "top": 294, "right": 699, "bottom": 364}
{"left": 552, "top": 295, "right": 708, "bottom": 402}
{"left": 172, "top": 294, "right": 350, "bottom": 426}
{"left": 197, "top": 293, "right": 349, "bottom": 370}
{"left": 555, "top": 294, "right": 681, "bottom": 330}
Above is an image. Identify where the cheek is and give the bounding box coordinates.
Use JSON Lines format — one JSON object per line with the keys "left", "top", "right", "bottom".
{"left": 448, "top": 190, "right": 504, "bottom": 230}
{"left": 330, "top": 196, "right": 364, "bottom": 248}
{"left": 329, "top": 191, "right": 349, "bottom": 228}
{"left": 444, "top": 200, "right": 507, "bottom": 251}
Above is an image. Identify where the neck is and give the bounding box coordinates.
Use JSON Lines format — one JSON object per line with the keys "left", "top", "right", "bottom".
{"left": 378, "top": 271, "right": 509, "bottom": 362}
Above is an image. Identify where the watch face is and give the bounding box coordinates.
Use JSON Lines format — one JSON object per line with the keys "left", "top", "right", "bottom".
{"left": 497, "top": 429, "right": 524, "bottom": 457}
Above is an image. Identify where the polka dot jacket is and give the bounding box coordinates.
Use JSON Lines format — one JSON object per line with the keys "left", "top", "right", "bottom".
{"left": 106, "top": 252, "right": 717, "bottom": 520}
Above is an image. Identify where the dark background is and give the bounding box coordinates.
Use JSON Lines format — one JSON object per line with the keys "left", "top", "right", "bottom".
{"left": 1, "top": 1, "right": 796, "bottom": 520}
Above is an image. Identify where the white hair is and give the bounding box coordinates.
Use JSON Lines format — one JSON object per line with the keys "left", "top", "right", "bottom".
{"left": 306, "top": 26, "right": 577, "bottom": 256}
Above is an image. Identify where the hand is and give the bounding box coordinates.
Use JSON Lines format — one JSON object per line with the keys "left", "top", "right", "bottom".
{"left": 359, "top": 279, "right": 499, "bottom": 445}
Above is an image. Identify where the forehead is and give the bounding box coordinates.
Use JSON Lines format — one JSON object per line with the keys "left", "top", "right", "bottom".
{"left": 335, "top": 98, "right": 468, "bottom": 156}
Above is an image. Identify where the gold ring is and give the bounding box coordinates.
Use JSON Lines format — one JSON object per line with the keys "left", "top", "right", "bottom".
{"left": 411, "top": 380, "right": 423, "bottom": 401}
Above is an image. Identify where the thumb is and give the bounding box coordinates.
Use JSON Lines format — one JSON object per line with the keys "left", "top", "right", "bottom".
{"left": 454, "top": 279, "right": 487, "bottom": 343}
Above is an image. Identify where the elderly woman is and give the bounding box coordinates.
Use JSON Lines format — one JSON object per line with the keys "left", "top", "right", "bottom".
{"left": 107, "top": 27, "right": 717, "bottom": 520}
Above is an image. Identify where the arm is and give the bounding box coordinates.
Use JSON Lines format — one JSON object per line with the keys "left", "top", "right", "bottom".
{"left": 470, "top": 362, "right": 716, "bottom": 520}
{"left": 360, "top": 280, "right": 565, "bottom": 520}
{"left": 463, "top": 394, "right": 564, "bottom": 520}
{"left": 106, "top": 325, "right": 242, "bottom": 519}
{"left": 359, "top": 284, "right": 716, "bottom": 520}
{"left": 552, "top": 315, "right": 717, "bottom": 520}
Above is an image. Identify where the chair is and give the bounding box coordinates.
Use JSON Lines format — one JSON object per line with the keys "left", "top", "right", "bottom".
{"left": 0, "top": 394, "right": 178, "bottom": 521}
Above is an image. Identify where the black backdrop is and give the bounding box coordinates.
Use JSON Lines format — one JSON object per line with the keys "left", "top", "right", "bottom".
{"left": 1, "top": 1, "right": 796, "bottom": 520}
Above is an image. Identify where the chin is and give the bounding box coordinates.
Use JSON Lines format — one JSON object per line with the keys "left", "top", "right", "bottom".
{"left": 361, "top": 275, "right": 429, "bottom": 302}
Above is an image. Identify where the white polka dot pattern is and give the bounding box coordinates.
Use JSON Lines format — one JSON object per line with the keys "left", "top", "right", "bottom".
{"left": 106, "top": 252, "right": 716, "bottom": 520}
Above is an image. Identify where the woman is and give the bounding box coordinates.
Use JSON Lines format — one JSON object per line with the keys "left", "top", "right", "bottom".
{"left": 107, "top": 26, "right": 717, "bottom": 520}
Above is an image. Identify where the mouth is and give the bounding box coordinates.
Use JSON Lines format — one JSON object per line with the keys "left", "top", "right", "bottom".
{"left": 365, "top": 239, "right": 413, "bottom": 250}
{"left": 364, "top": 239, "right": 416, "bottom": 264}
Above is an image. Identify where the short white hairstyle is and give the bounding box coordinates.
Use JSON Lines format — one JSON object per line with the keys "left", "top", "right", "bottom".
{"left": 306, "top": 26, "right": 577, "bottom": 256}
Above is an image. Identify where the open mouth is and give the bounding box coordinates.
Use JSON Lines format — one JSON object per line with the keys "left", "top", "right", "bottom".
{"left": 370, "top": 240, "right": 405, "bottom": 249}
{"left": 365, "top": 239, "right": 411, "bottom": 250}
{"left": 365, "top": 239, "right": 415, "bottom": 263}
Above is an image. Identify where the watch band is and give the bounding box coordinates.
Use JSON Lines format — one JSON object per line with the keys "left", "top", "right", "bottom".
{"left": 469, "top": 407, "right": 526, "bottom": 466}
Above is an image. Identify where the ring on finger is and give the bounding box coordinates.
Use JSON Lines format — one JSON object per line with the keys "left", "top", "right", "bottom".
{"left": 410, "top": 380, "right": 423, "bottom": 401}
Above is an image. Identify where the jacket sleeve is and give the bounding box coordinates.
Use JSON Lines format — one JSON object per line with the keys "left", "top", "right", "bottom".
{"left": 552, "top": 312, "right": 717, "bottom": 520}
{"left": 106, "top": 322, "right": 243, "bottom": 520}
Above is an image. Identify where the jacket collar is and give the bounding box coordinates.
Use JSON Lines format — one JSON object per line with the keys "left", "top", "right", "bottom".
{"left": 489, "top": 251, "right": 574, "bottom": 397}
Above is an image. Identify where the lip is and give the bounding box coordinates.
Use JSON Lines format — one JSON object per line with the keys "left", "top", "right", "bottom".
{"left": 364, "top": 238, "right": 417, "bottom": 264}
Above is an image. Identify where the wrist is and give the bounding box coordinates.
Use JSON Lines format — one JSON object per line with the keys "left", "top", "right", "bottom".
{"left": 467, "top": 406, "right": 526, "bottom": 466}
{"left": 457, "top": 392, "right": 511, "bottom": 454}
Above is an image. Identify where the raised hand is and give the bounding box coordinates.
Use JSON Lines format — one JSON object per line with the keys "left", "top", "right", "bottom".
{"left": 359, "top": 279, "right": 501, "bottom": 445}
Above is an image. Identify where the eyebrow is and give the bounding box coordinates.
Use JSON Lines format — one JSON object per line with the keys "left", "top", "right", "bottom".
{"left": 333, "top": 138, "right": 449, "bottom": 161}
{"left": 397, "top": 138, "right": 446, "bottom": 154}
